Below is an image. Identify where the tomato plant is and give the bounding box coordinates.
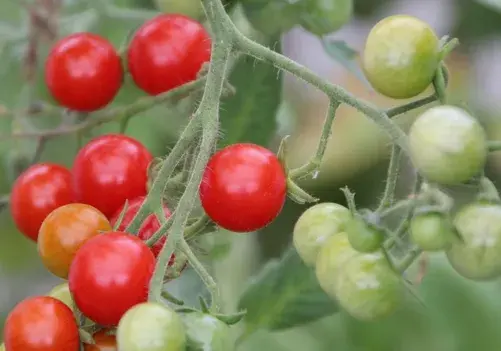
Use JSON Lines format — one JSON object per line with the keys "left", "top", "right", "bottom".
{"left": 116, "top": 302, "right": 186, "bottom": 351}
{"left": 84, "top": 331, "right": 117, "bottom": 351}
{"left": 38, "top": 203, "right": 112, "bottom": 278}
{"left": 293, "top": 202, "right": 351, "bottom": 266}
{"left": 3, "top": 296, "right": 80, "bottom": 351}
{"left": 73, "top": 134, "right": 153, "bottom": 218}
{"left": 127, "top": 14, "right": 211, "bottom": 96}
{"left": 363, "top": 15, "right": 439, "bottom": 99}
{"left": 409, "top": 105, "right": 487, "bottom": 185}
{"left": 68, "top": 232, "right": 156, "bottom": 326}
{"left": 110, "top": 197, "right": 172, "bottom": 258}
{"left": 199, "top": 143, "right": 287, "bottom": 232}
{"left": 45, "top": 33, "right": 123, "bottom": 112}
{"left": 10, "top": 163, "right": 74, "bottom": 241}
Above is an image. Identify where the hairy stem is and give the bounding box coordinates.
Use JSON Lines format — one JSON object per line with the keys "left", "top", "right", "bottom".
{"left": 376, "top": 145, "right": 401, "bottom": 212}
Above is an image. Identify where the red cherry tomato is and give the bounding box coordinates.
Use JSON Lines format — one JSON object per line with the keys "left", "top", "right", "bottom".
{"left": 127, "top": 14, "right": 211, "bottom": 95}
{"left": 45, "top": 33, "right": 123, "bottom": 112}
{"left": 111, "top": 197, "right": 172, "bottom": 259}
{"left": 199, "top": 143, "right": 287, "bottom": 232}
{"left": 10, "top": 163, "right": 74, "bottom": 241}
{"left": 69, "top": 232, "right": 156, "bottom": 326}
{"left": 4, "top": 296, "right": 80, "bottom": 351}
{"left": 73, "top": 134, "right": 153, "bottom": 218}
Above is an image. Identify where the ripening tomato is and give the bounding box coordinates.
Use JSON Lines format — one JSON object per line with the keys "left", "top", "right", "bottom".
{"left": 199, "top": 143, "right": 287, "bottom": 232}
{"left": 69, "top": 232, "right": 156, "bottom": 326}
{"left": 111, "top": 197, "right": 171, "bottom": 257}
{"left": 73, "top": 134, "right": 153, "bottom": 218}
{"left": 10, "top": 163, "right": 74, "bottom": 241}
{"left": 48, "top": 283, "right": 74, "bottom": 310}
{"left": 38, "top": 203, "right": 112, "bottom": 279}
{"left": 117, "top": 302, "right": 186, "bottom": 351}
{"left": 127, "top": 14, "right": 211, "bottom": 95}
{"left": 45, "top": 33, "right": 123, "bottom": 112}
{"left": 3, "top": 296, "right": 79, "bottom": 351}
{"left": 363, "top": 15, "right": 439, "bottom": 99}
{"left": 84, "top": 330, "right": 117, "bottom": 351}
{"left": 293, "top": 203, "right": 351, "bottom": 266}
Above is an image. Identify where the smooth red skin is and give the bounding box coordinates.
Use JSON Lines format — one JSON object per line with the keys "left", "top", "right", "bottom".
{"left": 45, "top": 33, "right": 123, "bottom": 112}
{"left": 68, "top": 232, "right": 156, "bottom": 326}
{"left": 127, "top": 14, "right": 211, "bottom": 95}
{"left": 4, "top": 296, "right": 80, "bottom": 351}
{"left": 110, "top": 196, "right": 174, "bottom": 260}
{"left": 73, "top": 134, "right": 153, "bottom": 218}
{"left": 199, "top": 143, "right": 287, "bottom": 232}
{"left": 10, "top": 163, "right": 74, "bottom": 241}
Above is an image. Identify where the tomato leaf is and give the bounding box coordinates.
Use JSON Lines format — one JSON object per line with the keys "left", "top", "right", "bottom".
{"left": 238, "top": 245, "right": 338, "bottom": 331}
{"left": 322, "top": 38, "right": 372, "bottom": 89}
{"left": 218, "top": 41, "right": 282, "bottom": 147}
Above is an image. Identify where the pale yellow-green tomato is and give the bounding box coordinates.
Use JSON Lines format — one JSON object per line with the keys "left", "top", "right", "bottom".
{"left": 409, "top": 105, "right": 487, "bottom": 185}
{"left": 334, "top": 252, "right": 404, "bottom": 321}
{"left": 293, "top": 203, "right": 351, "bottom": 266}
{"left": 48, "top": 283, "right": 74, "bottom": 310}
{"left": 154, "top": 0, "right": 204, "bottom": 20}
{"left": 117, "top": 302, "right": 186, "bottom": 351}
{"left": 363, "top": 15, "right": 439, "bottom": 99}
{"left": 315, "top": 232, "right": 358, "bottom": 297}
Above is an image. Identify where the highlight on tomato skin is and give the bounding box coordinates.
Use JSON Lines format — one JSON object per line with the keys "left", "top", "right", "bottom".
{"left": 68, "top": 231, "right": 156, "bottom": 326}
{"left": 45, "top": 32, "right": 123, "bottom": 112}
{"left": 199, "top": 143, "right": 287, "bottom": 233}
{"left": 10, "top": 163, "right": 75, "bottom": 242}
{"left": 3, "top": 296, "right": 80, "bottom": 351}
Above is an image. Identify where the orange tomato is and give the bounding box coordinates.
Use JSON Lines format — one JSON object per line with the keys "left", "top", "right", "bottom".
{"left": 84, "top": 330, "right": 117, "bottom": 351}
{"left": 38, "top": 203, "right": 112, "bottom": 279}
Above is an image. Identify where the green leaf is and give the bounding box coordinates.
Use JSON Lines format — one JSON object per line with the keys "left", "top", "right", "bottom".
{"left": 322, "top": 38, "right": 372, "bottom": 89}
{"left": 238, "top": 246, "right": 338, "bottom": 331}
{"left": 218, "top": 42, "right": 282, "bottom": 147}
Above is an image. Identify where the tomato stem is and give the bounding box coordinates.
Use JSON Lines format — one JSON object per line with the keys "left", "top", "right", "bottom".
{"left": 376, "top": 145, "right": 402, "bottom": 213}
{"left": 386, "top": 94, "right": 438, "bottom": 118}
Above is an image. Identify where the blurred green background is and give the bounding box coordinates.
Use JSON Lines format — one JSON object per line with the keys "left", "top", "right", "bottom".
{"left": 2, "top": 0, "right": 501, "bottom": 350}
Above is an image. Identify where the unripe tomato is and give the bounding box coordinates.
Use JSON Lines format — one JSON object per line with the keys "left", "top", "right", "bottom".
{"left": 153, "top": 0, "right": 204, "bottom": 20}
{"left": 73, "top": 134, "right": 153, "bottom": 218}
{"left": 48, "top": 283, "right": 74, "bottom": 310}
{"left": 241, "top": 0, "right": 303, "bottom": 37}
{"left": 117, "top": 302, "right": 186, "bottom": 351}
{"left": 335, "top": 252, "right": 403, "bottom": 321}
{"left": 409, "top": 105, "right": 487, "bottom": 185}
{"left": 293, "top": 203, "right": 351, "bottom": 266}
{"left": 362, "top": 15, "right": 439, "bottom": 99}
{"left": 45, "top": 33, "right": 123, "bottom": 112}
{"left": 315, "top": 232, "right": 358, "bottom": 297}
{"left": 200, "top": 143, "right": 287, "bottom": 233}
{"left": 182, "top": 312, "right": 234, "bottom": 350}
{"left": 4, "top": 296, "right": 80, "bottom": 351}
{"left": 127, "top": 14, "right": 211, "bottom": 96}
{"left": 410, "top": 212, "right": 454, "bottom": 251}
{"left": 447, "top": 203, "right": 501, "bottom": 280}
{"left": 38, "top": 203, "right": 112, "bottom": 279}
{"left": 10, "top": 163, "right": 74, "bottom": 241}
{"left": 346, "top": 216, "right": 385, "bottom": 253}
{"left": 300, "top": 0, "right": 353, "bottom": 36}
{"left": 0, "top": 343, "right": 4, "bottom": 351}
{"left": 69, "top": 232, "right": 156, "bottom": 326}
{"left": 84, "top": 330, "right": 117, "bottom": 351}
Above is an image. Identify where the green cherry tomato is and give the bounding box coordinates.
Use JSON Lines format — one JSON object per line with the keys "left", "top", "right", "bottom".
{"left": 447, "top": 203, "right": 501, "bottom": 280}
{"left": 48, "top": 283, "right": 74, "bottom": 310}
{"left": 315, "top": 232, "right": 358, "bottom": 298}
{"left": 293, "top": 203, "right": 351, "bottom": 266}
{"left": 117, "top": 302, "right": 186, "bottom": 351}
{"left": 410, "top": 212, "right": 454, "bottom": 251}
{"left": 0, "top": 343, "right": 5, "bottom": 351}
{"left": 181, "top": 312, "right": 234, "bottom": 351}
{"left": 363, "top": 15, "right": 439, "bottom": 99}
{"left": 153, "top": 0, "right": 204, "bottom": 20}
{"left": 409, "top": 105, "right": 487, "bottom": 185}
{"left": 335, "top": 252, "right": 403, "bottom": 321}
{"left": 300, "top": 0, "right": 353, "bottom": 36}
{"left": 241, "top": 0, "right": 303, "bottom": 36}
{"left": 346, "top": 216, "right": 385, "bottom": 253}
